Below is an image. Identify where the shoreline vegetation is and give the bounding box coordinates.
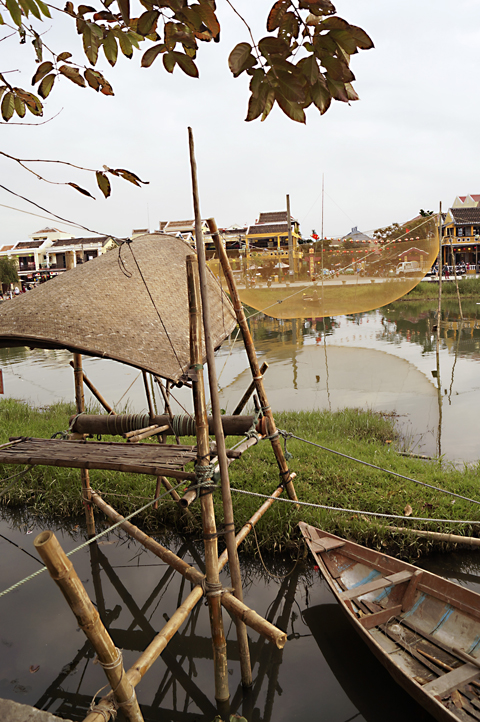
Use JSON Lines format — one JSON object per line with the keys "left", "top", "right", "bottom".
{"left": 1, "top": 399, "right": 479, "bottom": 562}
{"left": 404, "top": 276, "right": 480, "bottom": 300}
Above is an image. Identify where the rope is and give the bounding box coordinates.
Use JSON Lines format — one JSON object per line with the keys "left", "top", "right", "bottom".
{"left": 0, "top": 465, "right": 34, "bottom": 497}
{"left": 0, "top": 479, "right": 186, "bottom": 599}
{"left": 94, "top": 648, "right": 123, "bottom": 670}
{"left": 278, "top": 430, "right": 480, "bottom": 508}
{"left": 229, "top": 487, "right": 480, "bottom": 526}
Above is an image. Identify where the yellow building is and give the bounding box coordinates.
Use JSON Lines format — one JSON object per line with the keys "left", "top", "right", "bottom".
{"left": 442, "top": 206, "right": 480, "bottom": 268}
{"left": 245, "top": 211, "right": 302, "bottom": 267}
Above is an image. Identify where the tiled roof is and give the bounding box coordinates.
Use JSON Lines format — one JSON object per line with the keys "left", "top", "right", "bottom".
{"left": 258, "top": 211, "right": 288, "bottom": 225}
{"left": 450, "top": 208, "right": 480, "bottom": 223}
{"left": 247, "top": 223, "right": 290, "bottom": 235}
{"left": 31, "top": 227, "right": 60, "bottom": 234}
{"left": 0, "top": 245, "right": 14, "bottom": 252}
{"left": 51, "top": 236, "right": 110, "bottom": 247}
{"left": 470, "top": 195, "right": 480, "bottom": 202}
{"left": 164, "top": 220, "right": 196, "bottom": 231}
{"left": 15, "top": 241, "right": 43, "bottom": 249}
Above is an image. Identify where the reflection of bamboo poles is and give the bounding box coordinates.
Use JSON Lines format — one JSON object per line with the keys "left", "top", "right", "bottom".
{"left": 436, "top": 206, "right": 443, "bottom": 459}
{"left": 186, "top": 253, "right": 230, "bottom": 703}
{"left": 208, "top": 217, "right": 299, "bottom": 505}
{"left": 34, "top": 531, "right": 144, "bottom": 722}
{"left": 448, "top": 320, "right": 464, "bottom": 405}
{"left": 72, "top": 353, "right": 96, "bottom": 537}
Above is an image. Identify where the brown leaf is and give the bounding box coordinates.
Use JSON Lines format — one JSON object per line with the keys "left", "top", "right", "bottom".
{"left": 404, "top": 504, "right": 413, "bottom": 517}
{"left": 31, "top": 61, "right": 53, "bottom": 85}
{"left": 228, "top": 42, "right": 256, "bottom": 78}
{"left": 67, "top": 182, "right": 96, "bottom": 199}
{"left": 96, "top": 171, "right": 111, "bottom": 198}
{"left": 267, "top": 0, "right": 290, "bottom": 32}
{"left": 141, "top": 43, "right": 165, "bottom": 68}
{"left": 59, "top": 65, "right": 86, "bottom": 87}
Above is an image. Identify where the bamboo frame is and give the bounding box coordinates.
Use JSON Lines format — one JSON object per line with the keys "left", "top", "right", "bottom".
{"left": 72, "top": 353, "right": 96, "bottom": 537}
{"left": 233, "top": 362, "right": 269, "bottom": 415}
{"left": 187, "top": 252, "right": 230, "bottom": 702}
{"left": 34, "top": 531, "right": 144, "bottom": 722}
{"left": 69, "top": 360, "right": 115, "bottom": 415}
{"left": 208, "top": 217, "right": 299, "bottom": 505}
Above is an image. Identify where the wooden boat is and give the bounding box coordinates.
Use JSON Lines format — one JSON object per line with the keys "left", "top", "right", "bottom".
{"left": 299, "top": 522, "right": 480, "bottom": 722}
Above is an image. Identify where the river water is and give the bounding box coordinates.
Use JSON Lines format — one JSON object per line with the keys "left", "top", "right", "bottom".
{"left": 1, "top": 298, "right": 480, "bottom": 721}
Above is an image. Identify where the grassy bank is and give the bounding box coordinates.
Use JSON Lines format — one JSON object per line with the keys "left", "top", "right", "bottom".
{"left": 405, "top": 276, "right": 480, "bottom": 300}
{"left": 1, "top": 398, "right": 479, "bottom": 561}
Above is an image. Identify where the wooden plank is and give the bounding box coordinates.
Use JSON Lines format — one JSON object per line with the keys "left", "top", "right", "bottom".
{"left": 359, "top": 605, "right": 402, "bottom": 630}
{"left": 402, "top": 569, "right": 423, "bottom": 612}
{"left": 310, "top": 538, "right": 345, "bottom": 553}
{"left": 423, "top": 664, "right": 480, "bottom": 697}
{"left": 340, "top": 570, "right": 413, "bottom": 601}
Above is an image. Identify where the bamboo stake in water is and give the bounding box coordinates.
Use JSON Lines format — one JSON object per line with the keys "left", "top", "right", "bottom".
{"left": 208, "top": 216, "right": 299, "bottom": 504}
{"left": 188, "top": 127, "right": 252, "bottom": 687}
{"left": 34, "top": 531, "right": 144, "bottom": 722}
{"left": 186, "top": 253, "right": 230, "bottom": 703}
{"left": 72, "top": 353, "right": 96, "bottom": 537}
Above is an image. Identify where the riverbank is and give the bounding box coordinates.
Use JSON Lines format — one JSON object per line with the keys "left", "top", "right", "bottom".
{"left": 404, "top": 275, "right": 480, "bottom": 300}
{"left": 1, "top": 399, "right": 479, "bottom": 561}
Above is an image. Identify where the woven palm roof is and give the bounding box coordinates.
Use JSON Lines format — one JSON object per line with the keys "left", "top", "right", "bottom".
{"left": 0, "top": 233, "right": 236, "bottom": 383}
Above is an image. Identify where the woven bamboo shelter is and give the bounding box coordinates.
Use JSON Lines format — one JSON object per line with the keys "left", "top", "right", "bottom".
{"left": 0, "top": 233, "right": 236, "bottom": 383}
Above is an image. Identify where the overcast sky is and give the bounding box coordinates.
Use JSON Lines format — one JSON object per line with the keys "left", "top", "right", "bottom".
{"left": 1, "top": 0, "right": 479, "bottom": 245}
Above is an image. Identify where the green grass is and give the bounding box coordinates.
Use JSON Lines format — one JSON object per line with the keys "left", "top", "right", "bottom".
{"left": 405, "top": 276, "right": 480, "bottom": 299}
{"left": 1, "top": 400, "right": 479, "bottom": 561}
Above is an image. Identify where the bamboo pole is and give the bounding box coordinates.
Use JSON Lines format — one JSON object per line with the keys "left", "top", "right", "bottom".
{"left": 233, "top": 362, "right": 269, "bottom": 415}
{"left": 188, "top": 128, "right": 252, "bottom": 686}
{"left": 208, "top": 217, "right": 298, "bottom": 504}
{"left": 186, "top": 252, "right": 230, "bottom": 703}
{"left": 387, "top": 526, "right": 480, "bottom": 547}
{"left": 142, "top": 370, "right": 156, "bottom": 419}
{"left": 69, "top": 360, "right": 115, "bottom": 415}
{"left": 83, "top": 484, "right": 285, "bottom": 722}
{"left": 34, "top": 531, "right": 144, "bottom": 722}
{"left": 156, "top": 378, "right": 181, "bottom": 444}
{"left": 72, "top": 353, "right": 96, "bottom": 537}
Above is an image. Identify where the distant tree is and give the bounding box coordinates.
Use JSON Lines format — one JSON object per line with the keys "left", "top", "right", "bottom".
{"left": 0, "top": 256, "right": 19, "bottom": 285}
{"left": 419, "top": 209, "right": 433, "bottom": 217}
{"left": 0, "top": 0, "right": 373, "bottom": 197}
{"left": 373, "top": 215, "right": 435, "bottom": 244}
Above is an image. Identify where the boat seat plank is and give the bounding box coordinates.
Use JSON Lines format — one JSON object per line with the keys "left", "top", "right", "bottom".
{"left": 423, "top": 664, "right": 480, "bottom": 697}
{"left": 340, "top": 570, "right": 413, "bottom": 601}
{"left": 359, "top": 604, "right": 402, "bottom": 630}
{"left": 309, "top": 538, "right": 345, "bottom": 553}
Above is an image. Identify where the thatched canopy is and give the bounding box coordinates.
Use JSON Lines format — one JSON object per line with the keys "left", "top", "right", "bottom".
{"left": 0, "top": 234, "right": 236, "bottom": 383}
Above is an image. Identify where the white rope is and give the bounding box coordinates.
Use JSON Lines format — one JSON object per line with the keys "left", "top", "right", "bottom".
{"left": 229, "top": 487, "right": 480, "bottom": 526}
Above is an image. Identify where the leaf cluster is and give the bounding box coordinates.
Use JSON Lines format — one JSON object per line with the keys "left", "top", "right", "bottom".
{"left": 228, "top": 0, "right": 374, "bottom": 123}
{"left": 0, "top": 255, "right": 19, "bottom": 284}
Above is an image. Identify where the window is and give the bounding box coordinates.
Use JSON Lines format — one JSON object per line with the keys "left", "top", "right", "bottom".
{"left": 457, "top": 227, "right": 464, "bottom": 236}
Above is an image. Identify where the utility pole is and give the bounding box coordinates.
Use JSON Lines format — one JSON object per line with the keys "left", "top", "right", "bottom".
{"left": 286, "top": 194, "right": 293, "bottom": 277}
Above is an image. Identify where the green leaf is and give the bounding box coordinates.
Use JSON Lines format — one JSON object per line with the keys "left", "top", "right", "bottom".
{"left": 299, "top": 54, "right": 319, "bottom": 85}
{"left": 228, "top": 42, "right": 256, "bottom": 78}
{"left": 173, "top": 51, "right": 198, "bottom": 77}
{"left": 113, "top": 29, "right": 133, "bottom": 58}
{"left": 15, "top": 88, "right": 43, "bottom": 115}
{"left": 321, "top": 54, "right": 354, "bottom": 83}
{"left": 267, "top": 0, "right": 290, "bottom": 32}
{"left": 59, "top": 65, "right": 87, "bottom": 87}
{"left": 330, "top": 29, "right": 358, "bottom": 56}
{"left": 83, "top": 24, "right": 100, "bottom": 65}
{"left": 311, "top": 79, "right": 331, "bottom": 113}
{"left": 1, "top": 91, "right": 15, "bottom": 121}
{"left": 14, "top": 95, "right": 26, "bottom": 117}
{"left": 261, "top": 87, "right": 275, "bottom": 121}
{"left": 6, "top": 0, "right": 22, "bottom": 27}
{"left": 326, "top": 77, "right": 349, "bottom": 102}
{"left": 0, "top": 11, "right": 4, "bottom": 23}
{"left": 245, "top": 91, "right": 266, "bottom": 122}
{"left": 38, "top": 73, "right": 55, "bottom": 98}
{"left": 141, "top": 43, "right": 165, "bottom": 68}
{"left": 275, "top": 91, "right": 305, "bottom": 123}
{"left": 258, "top": 36, "right": 290, "bottom": 58}
{"left": 96, "top": 171, "right": 111, "bottom": 198}
{"left": 103, "top": 30, "right": 118, "bottom": 66}
{"left": 17, "top": 0, "right": 31, "bottom": 19}
{"left": 32, "top": 61, "right": 53, "bottom": 85}
{"left": 32, "top": 32, "right": 43, "bottom": 62}
{"left": 344, "top": 82, "right": 359, "bottom": 101}
{"left": 163, "top": 51, "right": 176, "bottom": 73}
{"left": 138, "top": 10, "right": 159, "bottom": 36}
{"left": 57, "top": 52, "right": 73, "bottom": 61}
{"left": 117, "top": 0, "right": 130, "bottom": 24}
{"left": 67, "top": 182, "right": 96, "bottom": 199}
{"left": 0, "top": 87, "right": 7, "bottom": 102}
{"left": 197, "top": 1, "right": 219, "bottom": 38}
{"left": 85, "top": 67, "right": 100, "bottom": 90}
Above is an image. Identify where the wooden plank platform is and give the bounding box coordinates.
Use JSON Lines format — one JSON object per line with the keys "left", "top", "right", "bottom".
{"left": 0, "top": 437, "right": 198, "bottom": 481}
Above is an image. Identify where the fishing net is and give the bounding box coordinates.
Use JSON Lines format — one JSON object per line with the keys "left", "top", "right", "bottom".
{"left": 209, "top": 215, "right": 438, "bottom": 320}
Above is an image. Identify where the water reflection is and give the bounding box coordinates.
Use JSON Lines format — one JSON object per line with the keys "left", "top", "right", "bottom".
{"left": 0, "top": 510, "right": 438, "bottom": 722}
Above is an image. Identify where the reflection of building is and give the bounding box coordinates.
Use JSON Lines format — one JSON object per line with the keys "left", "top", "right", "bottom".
{"left": 442, "top": 203, "right": 480, "bottom": 268}
{"left": 0, "top": 228, "right": 115, "bottom": 285}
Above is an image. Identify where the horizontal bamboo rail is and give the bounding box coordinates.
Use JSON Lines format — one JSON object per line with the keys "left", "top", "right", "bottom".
{"left": 35, "top": 531, "right": 143, "bottom": 722}
{"left": 70, "top": 413, "right": 256, "bottom": 438}
{"left": 126, "top": 425, "right": 170, "bottom": 442}
{"left": 387, "top": 526, "right": 480, "bottom": 547}
{"left": 83, "top": 484, "right": 286, "bottom": 722}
